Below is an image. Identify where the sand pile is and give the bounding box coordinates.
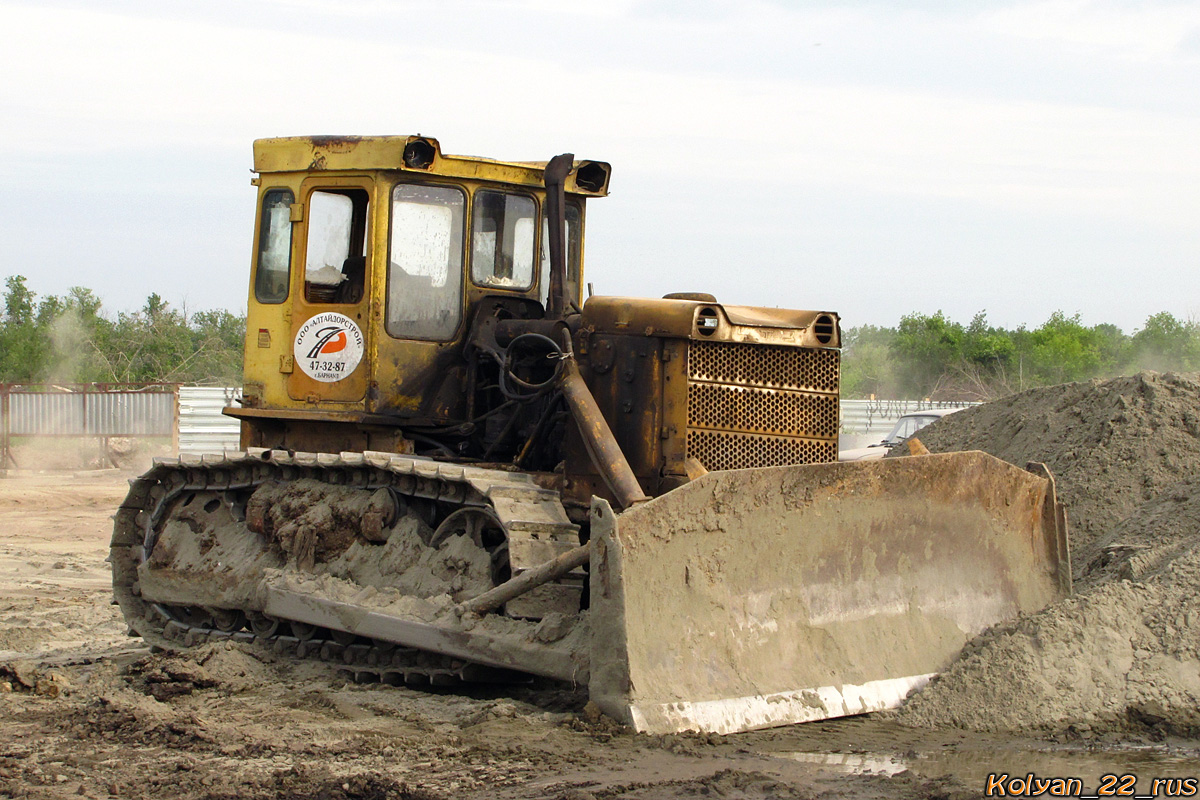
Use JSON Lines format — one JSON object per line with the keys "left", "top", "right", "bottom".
{"left": 905, "top": 372, "right": 1200, "bottom": 568}
{"left": 894, "top": 372, "right": 1200, "bottom": 736}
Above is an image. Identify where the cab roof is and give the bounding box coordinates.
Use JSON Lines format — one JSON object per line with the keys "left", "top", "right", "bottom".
{"left": 253, "top": 135, "right": 611, "bottom": 197}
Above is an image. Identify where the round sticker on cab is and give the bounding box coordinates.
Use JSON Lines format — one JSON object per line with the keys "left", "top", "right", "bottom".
{"left": 294, "top": 312, "right": 365, "bottom": 382}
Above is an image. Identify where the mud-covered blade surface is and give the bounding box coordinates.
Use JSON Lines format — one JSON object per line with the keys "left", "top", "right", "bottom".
{"left": 588, "top": 451, "right": 1070, "bottom": 735}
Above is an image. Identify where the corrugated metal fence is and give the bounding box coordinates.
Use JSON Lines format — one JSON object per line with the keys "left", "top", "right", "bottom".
{"left": 1, "top": 384, "right": 976, "bottom": 463}
{"left": 0, "top": 384, "right": 179, "bottom": 466}
{"left": 178, "top": 387, "right": 242, "bottom": 454}
{"left": 6, "top": 387, "right": 176, "bottom": 436}
{"left": 0, "top": 384, "right": 245, "bottom": 465}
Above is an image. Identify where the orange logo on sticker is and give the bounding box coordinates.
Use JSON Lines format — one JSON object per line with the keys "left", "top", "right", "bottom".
{"left": 305, "top": 327, "right": 347, "bottom": 358}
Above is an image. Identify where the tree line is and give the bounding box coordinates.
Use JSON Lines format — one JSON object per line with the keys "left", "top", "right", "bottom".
{"left": 2, "top": 275, "right": 1195, "bottom": 398}
{"left": 842, "top": 310, "right": 1200, "bottom": 400}
{"left": 0, "top": 276, "right": 244, "bottom": 386}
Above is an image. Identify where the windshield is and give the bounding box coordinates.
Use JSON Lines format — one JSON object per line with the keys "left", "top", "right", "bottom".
{"left": 885, "top": 414, "right": 938, "bottom": 444}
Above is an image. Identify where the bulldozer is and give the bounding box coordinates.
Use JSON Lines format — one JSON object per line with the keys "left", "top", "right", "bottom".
{"left": 110, "top": 135, "right": 1071, "bottom": 735}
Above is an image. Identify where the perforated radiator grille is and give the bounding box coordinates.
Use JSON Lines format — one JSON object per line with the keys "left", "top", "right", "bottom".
{"left": 686, "top": 430, "right": 838, "bottom": 470}
{"left": 685, "top": 341, "right": 839, "bottom": 471}
{"left": 688, "top": 340, "right": 839, "bottom": 393}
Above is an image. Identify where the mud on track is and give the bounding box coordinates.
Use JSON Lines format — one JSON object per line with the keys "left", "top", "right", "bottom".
{"left": 0, "top": 461, "right": 1196, "bottom": 799}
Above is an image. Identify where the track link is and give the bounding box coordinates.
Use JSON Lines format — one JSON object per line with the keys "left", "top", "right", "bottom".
{"left": 144, "top": 603, "right": 519, "bottom": 686}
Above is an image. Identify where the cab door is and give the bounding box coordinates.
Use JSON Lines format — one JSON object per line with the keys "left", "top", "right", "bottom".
{"left": 287, "top": 177, "right": 373, "bottom": 403}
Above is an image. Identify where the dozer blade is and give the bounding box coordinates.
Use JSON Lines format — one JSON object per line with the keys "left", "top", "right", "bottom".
{"left": 587, "top": 450, "right": 1071, "bottom": 735}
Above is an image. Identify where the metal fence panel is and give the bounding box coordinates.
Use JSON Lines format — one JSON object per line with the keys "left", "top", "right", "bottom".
{"left": 178, "top": 387, "right": 242, "bottom": 454}
{"left": 6, "top": 388, "right": 174, "bottom": 436}
{"left": 8, "top": 393, "right": 83, "bottom": 435}
{"left": 85, "top": 391, "right": 175, "bottom": 436}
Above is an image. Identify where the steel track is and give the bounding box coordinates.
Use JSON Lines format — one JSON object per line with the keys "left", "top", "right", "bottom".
{"left": 110, "top": 447, "right": 573, "bottom": 686}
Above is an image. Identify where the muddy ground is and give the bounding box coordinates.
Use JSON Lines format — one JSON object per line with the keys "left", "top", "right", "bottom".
{"left": 1, "top": 465, "right": 1197, "bottom": 799}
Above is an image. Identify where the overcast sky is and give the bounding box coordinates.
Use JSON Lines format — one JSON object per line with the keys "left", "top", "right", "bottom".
{"left": 2, "top": 0, "right": 1198, "bottom": 332}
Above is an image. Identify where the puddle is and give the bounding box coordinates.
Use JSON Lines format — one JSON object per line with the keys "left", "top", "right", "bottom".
{"left": 774, "top": 746, "right": 1200, "bottom": 795}
{"left": 779, "top": 751, "right": 908, "bottom": 776}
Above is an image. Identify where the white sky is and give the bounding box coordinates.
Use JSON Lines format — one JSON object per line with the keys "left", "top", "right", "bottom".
{"left": 2, "top": 0, "right": 1198, "bottom": 332}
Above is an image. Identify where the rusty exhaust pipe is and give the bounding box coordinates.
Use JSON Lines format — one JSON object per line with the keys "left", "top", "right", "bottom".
{"left": 544, "top": 152, "right": 573, "bottom": 321}
{"left": 544, "top": 153, "right": 647, "bottom": 508}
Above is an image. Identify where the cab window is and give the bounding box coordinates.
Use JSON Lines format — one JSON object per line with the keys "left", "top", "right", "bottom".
{"left": 539, "top": 202, "right": 583, "bottom": 310}
{"left": 471, "top": 191, "right": 536, "bottom": 291}
{"left": 888, "top": 415, "right": 936, "bottom": 443}
{"left": 304, "top": 188, "right": 369, "bottom": 304}
{"left": 387, "top": 184, "right": 466, "bottom": 341}
{"left": 254, "top": 189, "right": 293, "bottom": 304}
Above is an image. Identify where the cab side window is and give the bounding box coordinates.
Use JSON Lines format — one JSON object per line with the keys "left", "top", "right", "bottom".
{"left": 539, "top": 202, "right": 583, "bottom": 310}
{"left": 254, "top": 189, "right": 294, "bottom": 304}
{"left": 304, "top": 189, "right": 369, "bottom": 304}
{"left": 471, "top": 191, "right": 536, "bottom": 291}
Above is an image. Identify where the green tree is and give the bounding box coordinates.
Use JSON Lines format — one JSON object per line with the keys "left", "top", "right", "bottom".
{"left": 840, "top": 324, "right": 899, "bottom": 398}
{"left": 890, "top": 311, "right": 966, "bottom": 397}
{"left": 841, "top": 308, "right": 1200, "bottom": 401}
{"left": 1091, "top": 322, "right": 1130, "bottom": 374}
{"left": 0, "top": 276, "right": 52, "bottom": 381}
{"left": 46, "top": 287, "right": 114, "bottom": 383}
{"left": 962, "top": 312, "right": 1015, "bottom": 371}
{"left": 188, "top": 309, "right": 246, "bottom": 385}
{"left": 3, "top": 275, "right": 35, "bottom": 325}
{"left": 0, "top": 276, "right": 246, "bottom": 385}
{"left": 1129, "top": 312, "right": 1200, "bottom": 371}
{"left": 100, "top": 297, "right": 199, "bottom": 383}
{"left": 1026, "top": 311, "right": 1110, "bottom": 384}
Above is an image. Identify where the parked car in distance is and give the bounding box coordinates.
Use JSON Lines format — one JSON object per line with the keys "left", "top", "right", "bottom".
{"left": 838, "top": 407, "right": 963, "bottom": 461}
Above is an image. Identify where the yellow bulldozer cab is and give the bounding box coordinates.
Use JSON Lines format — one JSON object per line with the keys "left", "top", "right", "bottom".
{"left": 234, "top": 135, "right": 607, "bottom": 430}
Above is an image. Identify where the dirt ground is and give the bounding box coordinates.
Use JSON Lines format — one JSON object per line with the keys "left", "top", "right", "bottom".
{"left": 1, "top": 470, "right": 1197, "bottom": 800}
